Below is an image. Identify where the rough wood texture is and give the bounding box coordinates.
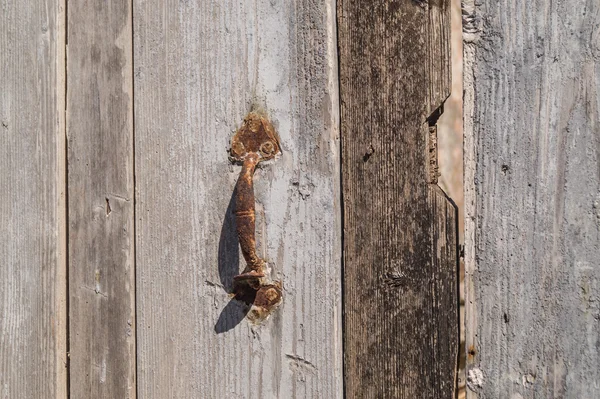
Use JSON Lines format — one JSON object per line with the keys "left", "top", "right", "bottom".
{"left": 133, "top": 0, "right": 342, "bottom": 397}
{"left": 338, "top": 0, "right": 458, "bottom": 397}
{"left": 67, "top": 1, "right": 136, "bottom": 397}
{"left": 464, "top": 0, "right": 600, "bottom": 397}
{"left": 0, "top": 1, "right": 67, "bottom": 398}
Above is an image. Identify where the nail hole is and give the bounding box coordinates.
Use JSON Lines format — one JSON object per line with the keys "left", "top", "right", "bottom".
{"left": 363, "top": 144, "right": 375, "bottom": 162}
{"left": 468, "top": 346, "right": 477, "bottom": 358}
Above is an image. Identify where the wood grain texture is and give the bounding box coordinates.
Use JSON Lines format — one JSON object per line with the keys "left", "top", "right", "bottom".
{"left": 338, "top": 0, "right": 458, "bottom": 397}
{"left": 0, "top": 1, "right": 67, "bottom": 398}
{"left": 464, "top": 0, "right": 600, "bottom": 397}
{"left": 133, "top": 0, "right": 342, "bottom": 397}
{"left": 67, "top": 1, "right": 136, "bottom": 397}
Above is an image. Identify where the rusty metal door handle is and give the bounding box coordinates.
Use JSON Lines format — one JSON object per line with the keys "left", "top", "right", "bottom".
{"left": 229, "top": 112, "right": 282, "bottom": 319}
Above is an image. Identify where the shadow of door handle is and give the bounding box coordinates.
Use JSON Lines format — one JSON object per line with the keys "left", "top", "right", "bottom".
{"left": 228, "top": 112, "right": 282, "bottom": 320}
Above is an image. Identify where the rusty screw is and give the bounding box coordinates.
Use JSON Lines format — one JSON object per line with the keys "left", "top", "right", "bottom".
{"left": 260, "top": 141, "right": 276, "bottom": 157}
{"left": 264, "top": 287, "right": 279, "bottom": 302}
{"left": 253, "top": 284, "right": 282, "bottom": 309}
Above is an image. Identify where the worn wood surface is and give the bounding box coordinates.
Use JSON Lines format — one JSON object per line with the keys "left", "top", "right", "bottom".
{"left": 0, "top": 1, "right": 67, "bottom": 398}
{"left": 133, "top": 0, "right": 342, "bottom": 397}
{"left": 67, "top": 1, "right": 136, "bottom": 397}
{"left": 463, "top": 0, "right": 600, "bottom": 397}
{"left": 338, "top": 0, "right": 458, "bottom": 397}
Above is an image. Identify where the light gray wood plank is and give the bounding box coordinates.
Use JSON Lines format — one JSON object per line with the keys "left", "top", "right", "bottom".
{"left": 134, "top": 0, "right": 342, "bottom": 398}
{"left": 464, "top": 0, "right": 600, "bottom": 397}
{"left": 0, "top": 1, "right": 67, "bottom": 398}
{"left": 66, "top": 1, "right": 136, "bottom": 397}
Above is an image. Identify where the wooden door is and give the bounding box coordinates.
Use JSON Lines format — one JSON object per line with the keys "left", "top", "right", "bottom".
{"left": 1, "top": 1, "right": 457, "bottom": 398}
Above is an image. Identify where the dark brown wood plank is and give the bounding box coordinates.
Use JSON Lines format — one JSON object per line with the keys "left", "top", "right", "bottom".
{"left": 0, "top": 1, "right": 67, "bottom": 398}
{"left": 338, "top": 0, "right": 458, "bottom": 397}
{"left": 67, "top": 1, "right": 136, "bottom": 397}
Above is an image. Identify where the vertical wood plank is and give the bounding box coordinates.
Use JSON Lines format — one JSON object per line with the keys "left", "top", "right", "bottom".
{"left": 134, "top": 0, "right": 342, "bottom": 397}
{"left": 67, "top": 1, "right": 136, "bottom": 397}
{"left": 464, "top": 0, "right": 600, "bottom": 397}
{"left": 338, "top": 0, "right": 458, "bottom": 397}
{"left": 0, "top": 1, "right": 67, "bottom": 398}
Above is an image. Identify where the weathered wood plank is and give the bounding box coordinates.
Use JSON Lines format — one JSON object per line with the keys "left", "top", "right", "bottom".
{"left": 134, "top": 0, "right": 342, "bottom": 397}
{"left": 0, "top": 1, "right": 67, "bottom": 398}
{"left": 428, "top": 0, "right": 451, "bottom": 116}
{"left": 67, "top": 1, "right": 136, "bottom": 397}
{"left": 464, "top": 0, "right": 600, "bottom": 397}
{"left": 338, "top": 0, "right": 458, "bottom": 397}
